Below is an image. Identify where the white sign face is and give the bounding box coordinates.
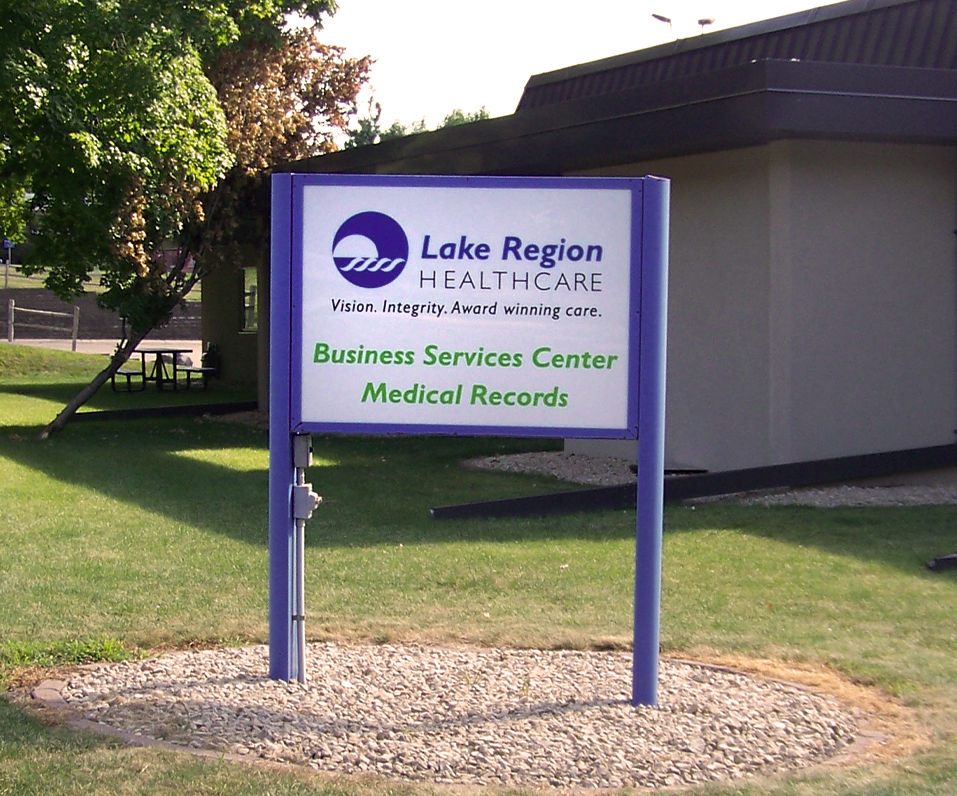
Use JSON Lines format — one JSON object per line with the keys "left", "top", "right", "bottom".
{"left": 293, "top": 177, "right": 640, "bottom": 436}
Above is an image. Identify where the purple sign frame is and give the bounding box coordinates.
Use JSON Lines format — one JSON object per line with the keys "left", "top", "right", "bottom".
{"left": 270, "top": 173, "right": 669, "bottom": 705}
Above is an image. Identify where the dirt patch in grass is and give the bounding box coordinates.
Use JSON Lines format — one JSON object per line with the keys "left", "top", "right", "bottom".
{"left": 679, "top": 652, "right": 930, "bottom": 767}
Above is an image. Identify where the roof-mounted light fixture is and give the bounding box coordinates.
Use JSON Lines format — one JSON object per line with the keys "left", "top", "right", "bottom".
{"left": 651, "top": 13, "right": 672, "bottom": 25}
{"left": 651, "top": 13, "right": 674, "bottom": 36}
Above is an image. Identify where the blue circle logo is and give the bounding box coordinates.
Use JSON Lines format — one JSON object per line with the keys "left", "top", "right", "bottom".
{"left": 332, "top": 211, "right": 409, "bottom": 288}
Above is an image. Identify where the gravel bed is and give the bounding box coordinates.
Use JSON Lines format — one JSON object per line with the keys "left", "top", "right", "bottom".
{"left": 734, "top": 484, "right": 957, "bottom": 507}
{"left": 465, "top": 451, "right": 957, "bottom": 506}
{"left": 464, "top": 452, "right": 636, "bottom": 487}
{"left": 61, "top": 643, "right": 857, "bottom": 790}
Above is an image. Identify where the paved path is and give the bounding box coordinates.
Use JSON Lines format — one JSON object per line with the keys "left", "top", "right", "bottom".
{"left": 9, "top": 338, "right": 202, "bottom": 361}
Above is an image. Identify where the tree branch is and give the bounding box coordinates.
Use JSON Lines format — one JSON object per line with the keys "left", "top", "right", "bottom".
{"left": 38, "top": 331, "right": 151, "bottom": 439}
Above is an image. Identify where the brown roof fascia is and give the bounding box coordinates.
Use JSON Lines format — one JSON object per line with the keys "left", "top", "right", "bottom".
{"left": 284, "top": 59, "right": 957, "bottom": 178}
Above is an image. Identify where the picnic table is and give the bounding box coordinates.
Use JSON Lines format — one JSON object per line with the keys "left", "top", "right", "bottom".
{"left": 111, "top": 346, "right": 193, "bottom": 392}
{"left": 138, "top": 347, "right": 193, "bottom": 391}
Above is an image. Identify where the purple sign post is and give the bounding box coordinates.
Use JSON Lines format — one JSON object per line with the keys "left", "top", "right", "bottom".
{"left": 270, "top": 174, "right": 669, "bottom": 704}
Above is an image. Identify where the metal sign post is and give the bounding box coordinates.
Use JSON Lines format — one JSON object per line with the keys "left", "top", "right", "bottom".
{"left": 4, "top": 240, "right": 12, "bottom": 290}
{"left": 633, "top": 178, "right": 669, "bottom": 705}
{"left": 269, "top": 174, "right": 669, "bottom": 703}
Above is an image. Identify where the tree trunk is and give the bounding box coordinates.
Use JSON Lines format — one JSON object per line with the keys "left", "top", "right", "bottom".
{"left": 39, "top": 331, "right": 150, "bottom": 439}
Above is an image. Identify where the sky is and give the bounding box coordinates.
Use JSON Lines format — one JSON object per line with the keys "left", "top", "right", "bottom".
{"left": 320, "top": 0, "right": 848, "bottom": 130}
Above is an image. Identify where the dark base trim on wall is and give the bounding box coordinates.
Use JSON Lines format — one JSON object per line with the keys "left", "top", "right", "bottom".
{"left": 431, "top": 443, "right": 957, "bottom": 520}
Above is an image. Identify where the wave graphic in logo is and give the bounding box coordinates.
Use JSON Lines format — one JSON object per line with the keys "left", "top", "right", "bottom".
{"left": 332, "top": 212, "right": 409, "bottom": 288}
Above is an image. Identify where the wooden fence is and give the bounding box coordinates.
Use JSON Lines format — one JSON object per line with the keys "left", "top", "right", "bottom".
{"left": 6, "top": 299, "right": 80, "bottom": 351}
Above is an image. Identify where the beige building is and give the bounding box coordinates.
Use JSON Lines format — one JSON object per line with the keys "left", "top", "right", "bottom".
{"left": 575, "top": 140, "right": 957, "bottom": 472}
{"left": 205, "top": 0, "right": 957, "bottom": 481}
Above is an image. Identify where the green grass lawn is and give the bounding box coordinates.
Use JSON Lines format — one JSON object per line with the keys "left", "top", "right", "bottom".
{"left": 1, "top": 343, "right": 956, "bottom": 795}
{"left": 2, "top": 268, "right": 51, "bottom": 290}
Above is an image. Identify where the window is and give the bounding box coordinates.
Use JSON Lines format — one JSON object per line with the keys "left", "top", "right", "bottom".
{"left": 242, "top": 267, "right": 258, "bottom": 331}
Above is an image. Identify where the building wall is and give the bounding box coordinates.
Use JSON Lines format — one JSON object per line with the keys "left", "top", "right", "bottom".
{"left": 571, "top": 140, "right": 957, "bottom": 471}
{"left": 209, "top": 140, "right": 957, "bottom": 469}
{"left": 201, "top": 253, "right": 260, "bottom": 389}
{"left": 574, "top": 148, "right": 774, "bottom": 470}
{"left": 775, "top": 140, "right": 957, "bottom": 462}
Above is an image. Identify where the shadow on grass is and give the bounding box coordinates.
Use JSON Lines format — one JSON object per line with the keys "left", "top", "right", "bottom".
{"left": 4, "top": 410, "right": 957, "bottom": 572}
{"left": 665, "top": 501, "right": 957, "bottom": 577}
{"left": 0, "top": 697, "right": 121, "bottom": 768}
{"left": 0, "top": 416, "right": 599, "bottom": 548}
{"left": 0, "top": 380, "right": 255, "bottom": 412}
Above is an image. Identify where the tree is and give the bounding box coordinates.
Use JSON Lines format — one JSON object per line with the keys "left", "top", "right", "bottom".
{"left": 344, "top": 99, "right": 387, "bottom": 148}
{"left": 344, "top": 101, "right": 486, "bottom": 148}
{"left": 439, "top": 107, "right": 490, "bottom": 128}
{"left": 0, "top": 0, "right": 371, "bottom": 435}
